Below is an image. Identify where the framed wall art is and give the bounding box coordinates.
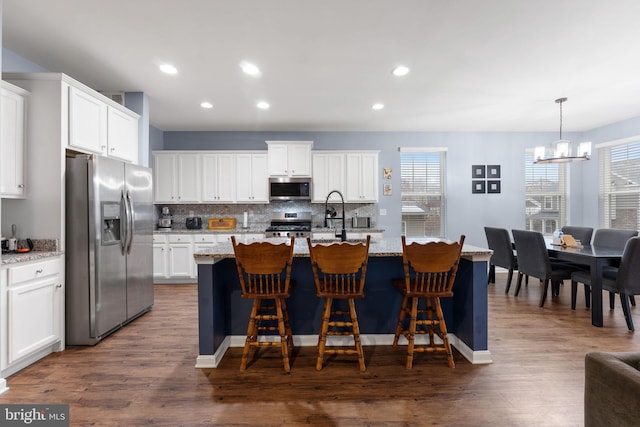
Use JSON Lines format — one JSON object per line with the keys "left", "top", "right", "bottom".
{"left": 487, "top": 165, "right": 501, "bottom": 178}
{"left": 472, "top": 180, "right": 486, "bottom": 194}
{"left": 487, "top": 180, "right": 501, "bottom": 194}
{"left": 472, "top": 165, "right": 486, "bottom": 179}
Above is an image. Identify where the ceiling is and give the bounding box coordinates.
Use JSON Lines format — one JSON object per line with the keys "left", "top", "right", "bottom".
{"left": 4, "top": 0, "right": 640, "bottom": 133}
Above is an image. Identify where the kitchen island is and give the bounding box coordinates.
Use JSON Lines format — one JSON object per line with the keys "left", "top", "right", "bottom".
{"left": 193, "top": 237, "right": 493, "bottom": 368}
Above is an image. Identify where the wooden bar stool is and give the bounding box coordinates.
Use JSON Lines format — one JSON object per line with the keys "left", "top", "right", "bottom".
{"left": 231, "top": 236, "right": 295, "bottom": 372}
{"left": 392, "top": 235, "right": 465, "bottom": 368}
{"left": 307, "top": 236, "right": 370, "bottom": 371}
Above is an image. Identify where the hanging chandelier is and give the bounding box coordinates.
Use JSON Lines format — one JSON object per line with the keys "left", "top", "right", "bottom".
{"left": 534, "top": 97, "right": 591, "bottom": 164}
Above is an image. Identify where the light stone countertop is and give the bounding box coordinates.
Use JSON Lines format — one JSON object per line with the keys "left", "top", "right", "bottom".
{"left": 1, "top": 251, "right": 64, "bottom": 266}
{"left": 193, "top": 237, "right": 491, "bottom": 263}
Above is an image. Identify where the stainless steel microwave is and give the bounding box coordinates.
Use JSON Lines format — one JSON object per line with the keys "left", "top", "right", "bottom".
{"left": 269, "top": 177, "right": 312, "bottom": 201}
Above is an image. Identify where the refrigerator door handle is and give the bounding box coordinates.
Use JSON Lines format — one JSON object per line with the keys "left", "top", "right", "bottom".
{"left": 125, "top": 190, "right": 134, "bottom": 254}
{"left": 120, "top": 190, "right": 128, "bottom": 256}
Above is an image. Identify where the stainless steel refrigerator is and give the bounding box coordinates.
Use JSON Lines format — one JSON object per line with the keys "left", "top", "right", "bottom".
{"left": 65, "top": 154, "right": 154, "bottom": 345}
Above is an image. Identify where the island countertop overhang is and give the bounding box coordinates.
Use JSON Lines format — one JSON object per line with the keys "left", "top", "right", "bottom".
{"left": 193, "top": 237, "right": 492, "bottom": 263}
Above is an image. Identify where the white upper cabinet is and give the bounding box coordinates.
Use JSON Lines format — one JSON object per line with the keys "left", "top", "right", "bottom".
{"left": 153, "top": 152, "right": 201, "bottom": 203}
{"left": 202, "top": 152, "right": 235, "bottom": 202}
{"left": 267, "top": 141, "right": 313, "bottom": 177}
{"left": 345, "top": 152, "right": 379, "bottom": 202}
{"left": 312, "top": 152, "right": 346, "bottom": 202}
{"left": 68, "top": 86, "right": 108, "bottom": 155}
{"left": 69, "top": 85, "right": 139, "bottom": 163}
{"left": 236, "top": 152, "right": 269, "bottom": 203}
{"left": 107, "top": 106, "right": 138, "bottom": 163}
{"left": 1, "top": 82, "right": 28, "bottom": 198}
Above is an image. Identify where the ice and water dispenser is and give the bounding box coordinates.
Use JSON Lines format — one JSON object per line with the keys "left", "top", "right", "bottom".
{"left": 101, "top": 202, "right": 121, "bottom": 245}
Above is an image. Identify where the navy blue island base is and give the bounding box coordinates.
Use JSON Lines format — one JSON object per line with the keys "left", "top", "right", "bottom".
{"left": 194, "top": 238, "right": 493, "bottom": 367}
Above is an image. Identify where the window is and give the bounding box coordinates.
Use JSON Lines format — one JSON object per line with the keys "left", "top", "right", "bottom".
{"left": 599, "top": 139, "right": 640, "bottom": 230}
{"left": 524, "top": 150, "right": 567, "bottom": 234}
{"left": 400, "top": 148, "right": 445, "bottom": 237}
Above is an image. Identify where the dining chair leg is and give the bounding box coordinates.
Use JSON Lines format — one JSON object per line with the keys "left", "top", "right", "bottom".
{"left": 488, "top": 264, "right": 495, "bottom": 285}
{"left": 540, "top": 279, "right": 550, "bottom": 307}
{"left": 631, "top": 296, "right": 636, "bottom": 307}
{"left": 620, "top": 293, "right": 635, "bottom": 332}
{"left": 571, "top": 281, "right": 578, "bottom": 310}
{"left": 316, "top": 297, "right": 333, "bottom": 371}
{"left": 514, "top": 272, "right": 524, "bottom": 296}
{"left": 609, "top": 292, "right": 616, "bottom": 310}
{"left": 505, "top": 269, "right": 514, "bottom": 293}
{"left": 584, "top": 286, "right": 591, "bottom": 308}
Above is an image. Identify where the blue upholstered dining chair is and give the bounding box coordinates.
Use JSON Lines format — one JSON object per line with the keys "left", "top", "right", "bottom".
{"left": 599, "top": 236, "right": 640, "bottom": 331}
{"left": 570, "top": 228, "right": 638, "bottom": 310}
{"left": 511, "top": 229, "right": 583, "bottom": 307}
{"left": 484, "top": 226, "right": 519, "bottom": 293}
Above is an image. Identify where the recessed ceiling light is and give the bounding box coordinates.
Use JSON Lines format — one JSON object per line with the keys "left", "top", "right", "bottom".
{"left": 159, "top": 64, "right": 178, "bottom": 75}
{"left": 200, "top": 102, "right": 213, "bottom": 109}
{"left": 256, "top": 101, "right": 270, "bottom": 110}
{"left": 392, "top": 66, "right": 410, "bottom": 77}
{"left": 372, "top": 103, "right": 385, "bottom": 110}
{"left": 241, "top": 61, "right": 261, "bottom": 76}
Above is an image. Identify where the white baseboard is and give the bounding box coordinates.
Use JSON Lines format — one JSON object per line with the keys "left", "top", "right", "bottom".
{"left": 195, "top": 333, "right": 492, "bottom": 368}
{"left": 0, "top": 378, "right": 8, "bottom": 395}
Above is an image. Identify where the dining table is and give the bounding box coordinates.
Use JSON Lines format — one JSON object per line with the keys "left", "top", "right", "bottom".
{"left": 546, "top": 240, "right": 624, "bottom": 327}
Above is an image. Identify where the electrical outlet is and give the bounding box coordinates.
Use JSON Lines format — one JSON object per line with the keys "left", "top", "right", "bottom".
{"left": 379, "top": 209, "right": 387, "bottom": 216}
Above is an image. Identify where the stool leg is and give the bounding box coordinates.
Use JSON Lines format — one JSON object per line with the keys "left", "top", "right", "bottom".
{"left": 275, "top": 298, "right": 291, "bottom": 372}
{"left": 434, "top": 297, "right": 455, "bottom": 368}
{"left": 348, "top": 298, "right": 366, "bottom": 372}
{"left": 393, "top": 295, "right": 409, "bottom": 347}
{"left": 316, "top": 297, "right": 333, "bottom": 371}
{"left": 281, "top": 298, "right": 293, "bottom": 353}
{"left": 406, "top": 297, "right": 419, "bottom": 369}
{"left": 240, "top": 298, "right": 260, "bottom": 371}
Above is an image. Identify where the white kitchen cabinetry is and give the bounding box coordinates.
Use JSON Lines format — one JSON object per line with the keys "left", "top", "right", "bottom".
{"left": 68, "top": 86, "right": 108, "bottom": 155}
{"left": 202, "top": 152, "right": 235, "bottom": 202}
{"left": 345, "top": 152, "right": 379, "bottom": 202}
{"left": 192, "top": 234, "right": 217, "bottom": 278}
{"left": 236, "top": 152, "right": 269, "bottom": 203}
{"left": 69, "top": 85, "right": 139, "bottom": 163}
{"left": 1, "top": 82, "right": 28, "bottom": 198}
{"left": 153, "top": 152, "right": 201, "bottom": 203}
{"left": 312, "top": 152, "right": 346, "bottom": 202}
{"left": 267, "top": 141, "right": 313, "bottom": 177}
{"left": 107, "top": 106, "right": 138, "bottom": 163}
{"left": 1, "top": 256, "right": 64, "bottom": 377}
{"left": 152, "top": 234, "right": 169, "bottom": 279}
{"left": 167, "top": 234, "right": 194, "bottom": 278}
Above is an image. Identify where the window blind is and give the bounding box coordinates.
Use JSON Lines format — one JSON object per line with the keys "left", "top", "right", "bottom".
{"left": 400, "top": 150, "right": 445, "bottom": 237}
{"left": 524, "top": 150, "right": 567, "bottom": 234}
{"left": 599, "top": 140, "right": 640, "bottom": 229}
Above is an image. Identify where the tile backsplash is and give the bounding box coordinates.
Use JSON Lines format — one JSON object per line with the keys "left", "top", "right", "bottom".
{"left": 155, "top": 202, "right": 377, "bottom": 230}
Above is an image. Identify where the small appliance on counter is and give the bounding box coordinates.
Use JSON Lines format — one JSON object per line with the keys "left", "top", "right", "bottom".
{"left": 158, "top": 206, "right": 173, "bottom": 230}
{"left": 351, "top": 216, "right": 371, "bottom": 228}
{"left": 185, "top": 217, "right": 203, "bottom": 229}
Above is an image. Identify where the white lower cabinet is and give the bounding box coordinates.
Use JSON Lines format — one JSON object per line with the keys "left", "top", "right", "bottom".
{"left": 153, "top": 234, "right": 169, "bottom": 279}
{"left": 1, "top": 256, "right": 64, "bottom": 377}
{"left": 167, "top": 235, "right": 193, "bottom": 278}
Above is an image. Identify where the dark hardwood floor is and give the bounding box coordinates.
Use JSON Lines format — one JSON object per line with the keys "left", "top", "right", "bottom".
{"left": 2, "top": 275, "right": 640, "bottom": 426}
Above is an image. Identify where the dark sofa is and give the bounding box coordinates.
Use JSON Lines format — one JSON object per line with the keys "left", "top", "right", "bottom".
{"left": 585, "top": 352, "right": 640, "bottom": 426}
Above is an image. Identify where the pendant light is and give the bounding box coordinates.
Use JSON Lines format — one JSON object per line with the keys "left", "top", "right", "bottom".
{"left": 534, "top": 97, "right": 591, "bottom": 164}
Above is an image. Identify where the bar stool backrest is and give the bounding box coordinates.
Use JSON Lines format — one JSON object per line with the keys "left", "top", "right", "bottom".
{"left": 231, "top": 236, "right": 295, "bottom": 298}
{"left": 400, "top": 235, "right": 465, "bottom": 296}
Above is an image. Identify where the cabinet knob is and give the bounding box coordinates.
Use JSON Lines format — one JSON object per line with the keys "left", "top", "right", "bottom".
{"left": 17, "top": 184, "right": 24, "bottom": 188}
{"left": 35, "top": 269, "right": 43, "bottom": 274}
{"left": 56, "top": 284, "right": 62, "bottom": 289}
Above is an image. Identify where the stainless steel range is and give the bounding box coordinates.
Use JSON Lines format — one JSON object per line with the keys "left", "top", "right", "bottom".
{"left": 265, "top": 211, "right": 312, "bottom": 238}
